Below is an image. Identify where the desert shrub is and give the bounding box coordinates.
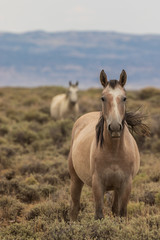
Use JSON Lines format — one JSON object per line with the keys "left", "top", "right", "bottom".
{"left": 25, "top": 174, "right": 39, "bottom": 185}
{"left": 0, "top": 136, "right": 7, "bottom": 145}
{"left": 151, "top": 138, "right": 160, "bottom": 153}
{"left": 127, "top": 202, "right": 145, "bottom": 216}
{"left": 0, "top": 196, "right": 24, "bottom": 221}
{"left": 133, "top": 172, "right": 150, "bottom": 185}
{"left": 6, "top": 109, "right": 24, "bottom": 121}
{"left": 39, "top": 184, "right": 55, "bottom": 198}
{"left": 4, "top": 170, "right": 15, "bottom": 180}
{"left": 20, "top": 162, "right": 49, "bottom": 175}
{"left": 59, "top": 170, "right": 70, "bottom": 182}
{"left": 43, "top": 174, "right": 59, "bottom": 185}
{"left": 17, "top": 184, "right": 40, "bottom": 203}
{"left": 0, "top": 145, "right": 16, "bottom": 168}
{"left": 39, "top": 106, "right": 50, "bottom": 114}
{"left": 50, "top": 119, "right": 73, "bottom": 146}
{"left": 11, "top": 127, "right": 38, "bottom": 146}
{"left": 0, "top": 179, "right": 40, "bottom": 203}
{"left": 24, "top": 111, "right": 49, "bottom": 124}
{"left": 0, "top": 222, "right": 38, "bottom": 240}
{"left": 139, "top": 87, "right": 160, "bottom": 100}
{"left": 26, "top": 201, "right": 69, "bottom": 223}
{"left": 150, "top": 115, "right": 160, "bottom": 137}
{"left": 58, "top": 140, "right": 70, "bottom": 156}
{"left": 139, "top": 191, "right": 157, "bottom": 205}
{"left": 23, "top": 96, "right": 40, "bottom": 106}
{"left": 0, "top": 124, "right": 9, "bottom": 136}
{"left": 150, "top": 172, "right": 160, "bottom": 182}
{"left": 0, "top": 179, "right": 19, "bottom": 195}
{"left": 0, "top": 115, "right": 9, "bottom": 124}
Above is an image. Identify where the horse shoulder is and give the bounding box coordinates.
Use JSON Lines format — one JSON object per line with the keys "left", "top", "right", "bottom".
{"left": 71, "top": 112, "right": 100, "bottom": 186}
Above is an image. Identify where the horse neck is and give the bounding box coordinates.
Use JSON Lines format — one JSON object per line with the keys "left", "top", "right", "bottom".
{"left": 66, "top": 95, "right": 77, "bottom": 108}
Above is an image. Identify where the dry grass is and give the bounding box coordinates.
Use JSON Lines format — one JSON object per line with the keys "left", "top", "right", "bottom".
{"left": 0, "top": 86, "right": 160, "bottom": 239}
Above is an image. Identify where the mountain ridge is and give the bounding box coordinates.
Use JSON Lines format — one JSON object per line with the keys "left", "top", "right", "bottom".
{"left": 0, "top": 31, "right": 160, "bottom": 89}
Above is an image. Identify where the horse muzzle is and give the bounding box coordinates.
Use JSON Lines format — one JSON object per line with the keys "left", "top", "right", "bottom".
{"left": 108, "top": 122, "right": 123, "bottom": 138}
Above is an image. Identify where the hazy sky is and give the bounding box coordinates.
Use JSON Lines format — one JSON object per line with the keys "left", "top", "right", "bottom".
{"left": 0, "top": 0, "right": 160, "bottom": 34}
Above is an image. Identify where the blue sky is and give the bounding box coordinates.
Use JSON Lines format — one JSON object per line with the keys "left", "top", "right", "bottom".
{"left": 0, "top": 0, "right": 160, "bottom": 34}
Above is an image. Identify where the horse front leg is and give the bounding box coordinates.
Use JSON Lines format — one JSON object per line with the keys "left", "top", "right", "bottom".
{"left": 115, "top": 178, "right": 132, "bottom": 217}
{"left": 92, "top": 174, "right": 104, "bottom": 220}
{"left": 68, "top": 151, "right": 84, "bottom": 221}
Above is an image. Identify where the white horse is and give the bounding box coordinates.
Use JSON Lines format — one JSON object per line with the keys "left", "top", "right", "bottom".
{"left": 50, "top": 82, "right": 79, "bottom": 120}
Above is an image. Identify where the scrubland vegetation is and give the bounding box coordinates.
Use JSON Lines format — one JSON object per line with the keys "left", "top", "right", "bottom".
{"left": 0, "top": 86, "right": 160, "bottom": 240}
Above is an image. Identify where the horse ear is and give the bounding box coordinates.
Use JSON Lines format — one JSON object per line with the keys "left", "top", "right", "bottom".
{"left": 100, "top": 70, "right": 108, "bottom": 88}
{"left": 76, "top": 81, "right": 79, "bottom": 86}
{"left": 69, "top": 81, "right": 72, "bottom": 86}
{"left": 119, "top": 70, "right": 127, "bottom": 87}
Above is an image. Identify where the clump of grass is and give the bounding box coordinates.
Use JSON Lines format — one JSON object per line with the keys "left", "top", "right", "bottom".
{"left": 24, "top": 174, "right": 38, "bottom": 185}
{"left": 0, "top": 196, "right": 24, "bottom": 221}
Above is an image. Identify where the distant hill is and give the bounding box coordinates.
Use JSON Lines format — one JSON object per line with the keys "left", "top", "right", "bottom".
{"left": 0, "top": 31, "right": 160, "bottom": 89}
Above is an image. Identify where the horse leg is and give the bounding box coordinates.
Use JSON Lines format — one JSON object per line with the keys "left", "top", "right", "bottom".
{"left": 92, "top": 174, "right": 104, "bottom": 220}
{"left": 118, "top": 178, "right": 132, "bottom": 217}
{"left": 68, "top": 151, "right": 84, "bottom": 221}
{"left": 112, "top": 190, "right": 119, "bottom": 216}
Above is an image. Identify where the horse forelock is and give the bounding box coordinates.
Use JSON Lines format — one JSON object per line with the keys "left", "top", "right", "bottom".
{"left": 108, "top": 79, "right": 119, "bottom": 89}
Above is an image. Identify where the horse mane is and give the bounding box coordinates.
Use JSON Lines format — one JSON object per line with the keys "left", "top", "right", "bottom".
{"left": 96, "top": 110, "right": 150, "bottom": 147}
{"left": 96, "top": 114, "right": 104, "bottom": 148}
{"left": 125, "top": 110, "right": 150, "bottom": 137}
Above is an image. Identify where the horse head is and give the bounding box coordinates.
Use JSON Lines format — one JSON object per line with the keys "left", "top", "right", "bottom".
{"left": 100, "top": 69, "right": 127, "bottom": 138}
{"left": 68, "top": 81, "right": 79, "bottom": 104}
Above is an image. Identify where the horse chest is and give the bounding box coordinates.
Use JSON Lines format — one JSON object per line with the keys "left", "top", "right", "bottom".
{"left": 95, "top": 156, "right": 132, "bottom": 190}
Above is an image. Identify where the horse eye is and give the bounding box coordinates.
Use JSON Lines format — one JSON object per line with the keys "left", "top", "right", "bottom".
{"left": 101, "top": 97, "right": 105, "bottom": 102}
{"left": 123, "top": 97, "right": 127, "bottom": 102}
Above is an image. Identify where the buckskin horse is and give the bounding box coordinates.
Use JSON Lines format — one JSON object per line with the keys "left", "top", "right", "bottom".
{"left": 68, "top": 69, "right": 149, "bottom": 220}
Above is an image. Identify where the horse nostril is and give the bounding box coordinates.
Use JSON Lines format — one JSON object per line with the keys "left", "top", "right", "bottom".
{"left": 119, "top": 124, "right": 122, "bottom": 131}
{"left": 108, "top": 124, "right": 111, "bottom": 131}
